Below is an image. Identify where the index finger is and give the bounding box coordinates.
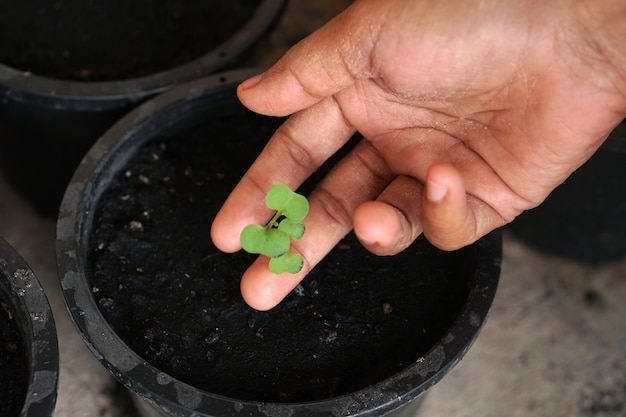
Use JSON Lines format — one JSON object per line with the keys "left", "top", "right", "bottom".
{"left": 236, "top": 0, "right": 379, "bottom": 117}
{"left": 210, "top": 96, "right": 355, "bottom": 253}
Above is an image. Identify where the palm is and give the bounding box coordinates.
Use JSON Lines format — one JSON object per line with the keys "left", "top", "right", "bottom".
{"left": 212, "top": 0, "right": 626, "bottom": 310}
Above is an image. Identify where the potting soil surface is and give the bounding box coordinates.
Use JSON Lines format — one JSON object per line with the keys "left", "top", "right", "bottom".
{"left": 86, "top": 107, "right": 473, "bottom": 402}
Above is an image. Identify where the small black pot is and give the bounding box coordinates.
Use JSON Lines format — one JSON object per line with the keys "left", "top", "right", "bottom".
{"left": 56, "top": 69, "right": 502, "bottom": 417}
{"left": 0, "top": 0, "right": 286, "bottom": 217}
{"left": 0, "top": 237, "right": 59, "bottom": 417}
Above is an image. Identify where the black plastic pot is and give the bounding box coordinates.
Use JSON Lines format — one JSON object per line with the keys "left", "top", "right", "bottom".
{"left": 0, "top": 0, "right": 286, "bottom": 217}
{"left": 56, "top": 69, "right": 502, "bottom": 417}
{"left": 0, "top": 237, "right": 59, "bottom": 417}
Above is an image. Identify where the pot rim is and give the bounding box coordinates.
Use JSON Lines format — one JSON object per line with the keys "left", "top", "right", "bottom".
{"left": 0, "top": 236, "right": 59, "bottom": 417}
{"left": 56, "top": 68, "right": 502, "bottom": 417}
{"left": 0, "top": 0, "right": 286, "bottom": 111}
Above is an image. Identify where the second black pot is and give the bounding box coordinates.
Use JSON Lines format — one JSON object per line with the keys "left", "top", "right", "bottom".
{"left": 0, "top": 0, "right": 286, "bottom": 216}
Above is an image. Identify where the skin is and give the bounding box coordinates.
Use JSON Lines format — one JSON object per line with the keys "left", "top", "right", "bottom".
{"left": 211, "top": 0, "right": 626, "bottom": 311}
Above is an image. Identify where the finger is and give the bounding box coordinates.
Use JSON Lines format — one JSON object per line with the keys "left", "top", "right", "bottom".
{"left": 353, "top": 175, "right": 424, "bottom": 256}
{"left": 211, "top": 96, "right": 355, "bottom": 253}
{"left": 422, "top": 163, "right": 506, "bottom": 250}
{"left": 240, "top": 139, "right": 394, "bottom": 311}
{"left": 237, "top": 1, "right": 380, "bottom": 116}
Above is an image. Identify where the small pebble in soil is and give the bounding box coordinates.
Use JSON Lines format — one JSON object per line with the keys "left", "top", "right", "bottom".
{"left": 1, "top": 301, "right": 12, "bottom": 319}
{"left": 128, "top": 220, "right": 143, "bottom": 231}
{"left": 99, "top": 298, "right": 114, "bottom": 309}
{"left": 382, "top": 302, "right": 393, "bottom": 315}
{"left": 320, "top": 330, "right": 337, "bottom": 343}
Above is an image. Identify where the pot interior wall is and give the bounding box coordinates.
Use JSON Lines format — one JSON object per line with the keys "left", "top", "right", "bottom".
{"left": 83, "top": 94, "right": 476, "bottom": 403}
{"left": 0, "top": 238, "right": 59, "bottom": 417}
{"left": 0, "top": 276, "right": 29, "bottom": 417}
{"left": 0, "top": 0, "right": 260, "bottom": 81}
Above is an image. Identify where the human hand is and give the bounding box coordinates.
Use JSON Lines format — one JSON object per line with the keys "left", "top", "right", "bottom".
{"left": 212, "top": 0, "right": 626, "bottom": 310}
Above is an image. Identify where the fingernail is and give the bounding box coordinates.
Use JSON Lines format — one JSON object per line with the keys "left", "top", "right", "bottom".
{"left": 426, "top": 181, "right": 447, "bottom": 203}
{"left": 239, "top": 74, "right": 263, "bottom": 90}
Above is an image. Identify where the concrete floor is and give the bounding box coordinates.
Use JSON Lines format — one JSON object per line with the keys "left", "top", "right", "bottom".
{"left": 1, "top": 1, "right": 625, "bottom": 416}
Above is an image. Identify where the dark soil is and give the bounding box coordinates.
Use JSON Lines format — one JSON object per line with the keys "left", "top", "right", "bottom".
{"left": 0, "top": 0, "right": 260, "bottom": 81}
{"left": 87, "top": 107, "right": 473, "bottom": 402}
{"left": 0, "top": 290, "right": 28, "bottom": 416}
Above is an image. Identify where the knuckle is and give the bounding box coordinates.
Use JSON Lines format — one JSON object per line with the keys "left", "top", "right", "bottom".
{"left": 314, "top": 186, "right": 353, "bottom": 231}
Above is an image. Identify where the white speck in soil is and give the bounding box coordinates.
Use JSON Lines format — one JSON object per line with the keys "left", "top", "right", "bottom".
{"left": 294, "top": 284, "right": 305, "bottom": 296}
{"left": 205, "top": 331, "right": 219, "bottom": 345}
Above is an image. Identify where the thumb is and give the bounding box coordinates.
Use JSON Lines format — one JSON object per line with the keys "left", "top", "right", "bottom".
{"left": 237, "top": 1, "right": 379, "bottom": 116}
{"left": 422, "top": 163, "right": 505, "bottom": 250}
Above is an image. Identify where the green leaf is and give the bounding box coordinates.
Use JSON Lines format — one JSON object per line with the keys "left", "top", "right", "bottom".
{"left": 266, "top": 184, "right": 309, "bottom": 222}
{"left": 269, "top": 252, "right": 304, "bottom": 274}
{"left": 277, "top": 218, "right": 305, "bottom": 240}
{"left": 240, "top": 225, "right": 290, "bottom": 258}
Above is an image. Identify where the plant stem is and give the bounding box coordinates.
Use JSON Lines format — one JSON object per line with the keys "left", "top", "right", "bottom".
{"left": 266, "top": 211, "right": 282, "bottom": 230}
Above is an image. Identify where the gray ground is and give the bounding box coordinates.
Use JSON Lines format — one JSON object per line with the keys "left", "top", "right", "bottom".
{"left": 1, "top": 1, "right": 625, "bottom": 416}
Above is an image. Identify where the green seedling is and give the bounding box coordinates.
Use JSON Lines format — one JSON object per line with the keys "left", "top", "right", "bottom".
{"left": 240, "top": 184, "right": 309, "bottom": 274}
